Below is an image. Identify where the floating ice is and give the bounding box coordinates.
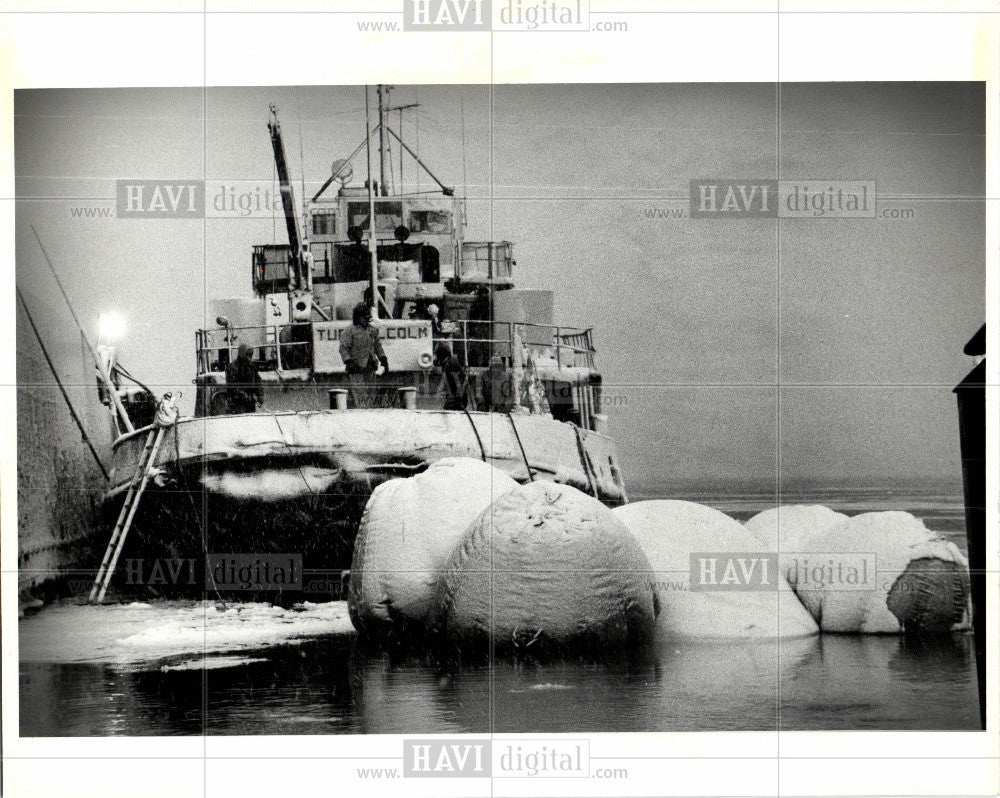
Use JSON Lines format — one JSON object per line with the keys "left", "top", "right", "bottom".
{"left": 348, "top": 457, "right": 518, "bottom": 636}
{"left": 18, "top": 600, "right": 354, "bottom": 665}
{"left": 436, "top": 482, "right": 658, "bottom": 651}
{"left": 614, "top": 500, "right": 819, "bottom": 640}
{"left": 160, "top": 656, "right": 269, "bottom": 671}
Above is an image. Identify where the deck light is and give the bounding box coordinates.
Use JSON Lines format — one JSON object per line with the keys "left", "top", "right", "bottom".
{"left": 98, "top": 312, "right": 126, "bottom": 342}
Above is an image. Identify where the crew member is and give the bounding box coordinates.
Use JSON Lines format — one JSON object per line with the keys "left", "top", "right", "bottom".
{"left": 341, "top": 225, "right": 370, "bottom": 282}
{"left": 224, "top": 342, "right": 262, "bottom": 413}
{"left": 340, "top": 302, "right": 389, "bottom": 408}
{"left": 434, "top": 342, "right": 470, "bottom": 410}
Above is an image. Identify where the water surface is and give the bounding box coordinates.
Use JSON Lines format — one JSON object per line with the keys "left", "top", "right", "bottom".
{"left": 19, "top": 487, "right": 979, "bottom": 735}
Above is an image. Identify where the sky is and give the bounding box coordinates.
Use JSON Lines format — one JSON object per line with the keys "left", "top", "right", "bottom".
{"left": 14, "top": 82, "right": 985, "bottom": 491}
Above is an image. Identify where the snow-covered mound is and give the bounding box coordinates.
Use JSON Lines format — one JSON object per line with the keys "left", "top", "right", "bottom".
{"left": 348, "top": 457, "right": 517, "bottom": 636}
{"left": 789, "top": 511, "right": 970, "bottom": 634}
{"left": 744, "top": 504, "right": 848, "bottom": 586}
{"left": 435, "top": 482, "right": 658, "bottom": 652}
{"left": 614, "top": 500, "right": 818, "bottom": 640}
{"left": 745, "top": 504, "right": 848, "bottom": 553}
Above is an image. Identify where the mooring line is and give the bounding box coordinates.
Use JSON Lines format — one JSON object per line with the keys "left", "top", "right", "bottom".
{"left": 506, "top": 412, "right": 535, "bottom": 482}
{"left": 271, "top": 412, "right": 318, "bottom": 495}
{"left": 462, "top": 407, "right": 488, "bottom": 462}
{"left": 16, "top": 286, "right": 109, "bottom": 480}
{"left": 172, "top": 422, "right": 224, "bottom": 603}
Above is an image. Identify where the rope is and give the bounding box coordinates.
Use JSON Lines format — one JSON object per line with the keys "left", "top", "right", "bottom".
{"left": 173, "top": 423, "right": 224, "bottom": 603}
{"left": 506, "top": 412, "right": 534, "bottom": 482}
{"left": 271, "top": 412, "right": 318, "bottom": 495}
{"left": 16, "top": 287, "right": 109, "bottom": 480}
{"left": 573, "top": 425, "right": 600, "bottom": 498}
{"left": 113, "top": 360, "right": 154, "bottom": 396}
{"left": 463, "top": 407, "right": 488, "bottom": 462}
{"left": 30, "top": 226, "right": 100, "bottom": 366}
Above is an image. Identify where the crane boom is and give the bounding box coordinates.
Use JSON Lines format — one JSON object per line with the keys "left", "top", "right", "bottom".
{"left": 268, "top": 104, "right": 304, "bottom": 289}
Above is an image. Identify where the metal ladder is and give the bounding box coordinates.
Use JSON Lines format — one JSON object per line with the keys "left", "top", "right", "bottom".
{"left": 88, "top": 428, "right": 166, "bottom": 604}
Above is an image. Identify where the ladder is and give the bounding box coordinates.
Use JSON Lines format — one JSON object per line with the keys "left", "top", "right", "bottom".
{"left": 88, "top": 428, "right": 166, "bottom": 604}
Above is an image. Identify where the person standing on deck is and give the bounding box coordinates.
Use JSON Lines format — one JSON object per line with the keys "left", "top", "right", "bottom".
{"left": 434, "top": 342, "right": 470, "bottom": 410}
{"left": 340, "top": 302, "right": 389, "bottom": 408}
{"left": 225, "top": 342, "right": 262, "bottom": 413}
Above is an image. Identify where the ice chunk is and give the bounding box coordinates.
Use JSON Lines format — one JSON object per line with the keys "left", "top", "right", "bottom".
{"left": 436, "top": 482, "right": 658, "bottom": 652}
{"left": 348, "top": 457, "right": 518, "bottom": 636}
{"left": 614, "top": 500, "right": 818, "bottom": 640}
{"left": 160, "top": 656, "right": 269, "bottom": 671}
{"left": 18, "top": 600, "right": 353, "bottom": 665}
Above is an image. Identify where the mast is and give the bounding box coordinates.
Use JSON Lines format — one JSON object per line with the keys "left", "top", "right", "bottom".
{"left": 377, "top": 85, "right": 389, "bottom": 197}
{"left": 386, "top": 100, "right": 419, "bottom": 194}
{"left": 365, "top": 87, "right": 380, "bottom": 320}
{"left": 268, "top": 104, "right": 304, "bottom": 290}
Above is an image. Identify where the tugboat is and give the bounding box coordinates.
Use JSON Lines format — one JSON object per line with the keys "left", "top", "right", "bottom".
{"left": 92, "top": 87, "right": 627, "bottom": 597}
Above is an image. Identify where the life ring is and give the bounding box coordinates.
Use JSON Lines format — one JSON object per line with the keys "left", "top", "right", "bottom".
{"left": 418, "top": 351, "right": 434, "bottom": 369}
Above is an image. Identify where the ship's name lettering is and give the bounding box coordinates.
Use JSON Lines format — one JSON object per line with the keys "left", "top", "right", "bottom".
{"left": 314, "top": 325, "right": 429, "bottom": 342}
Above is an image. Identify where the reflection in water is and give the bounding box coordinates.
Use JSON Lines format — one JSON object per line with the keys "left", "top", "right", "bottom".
{"left": 780, "top": 634, "right": 978, "bottom": 730}
{"left": 20, "top": 631, "right": 979, "bottom": 735}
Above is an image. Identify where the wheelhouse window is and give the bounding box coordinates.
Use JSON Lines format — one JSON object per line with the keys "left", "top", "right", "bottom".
{"left": 252, "top": 244, "right": 291, "bottom": 294}
{"left": 347, "top": 200, "right": 403, "bottom": 234}
{"left": 311, "top": 211, "right": 336, "bottom": 237}
{"left": 310, "top": 241, "right": 334, "bottom": 279}
{"left": 407, "top": 208, "right": 452, "bottom": 234}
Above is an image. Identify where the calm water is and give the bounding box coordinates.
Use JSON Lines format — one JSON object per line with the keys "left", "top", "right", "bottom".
{"left": 19, "top": 488, "right": 980, "bottom": 735}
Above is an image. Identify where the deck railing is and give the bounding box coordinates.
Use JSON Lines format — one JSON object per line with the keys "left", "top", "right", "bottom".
{"left": 195, "top": 319, "right": 595, "bottom": 374}
{"left": 196, "top": 324, "right": 312, "bottom": 373}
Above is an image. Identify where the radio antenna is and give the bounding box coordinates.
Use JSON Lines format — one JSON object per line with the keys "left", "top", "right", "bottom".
{"left": 365, "top": 86, "right": 379, "bottom": 320}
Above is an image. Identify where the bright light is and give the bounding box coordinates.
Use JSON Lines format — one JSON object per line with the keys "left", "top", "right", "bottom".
{"left": 98, "top": 312, "right": 127, "bottom": 342}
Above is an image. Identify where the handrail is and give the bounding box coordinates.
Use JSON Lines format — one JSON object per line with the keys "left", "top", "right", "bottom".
{"left": 194, "top": 318, "right": 598, "bottom": 374}
{"left": 507, "top": 412, "right": 534, "bottom": 482}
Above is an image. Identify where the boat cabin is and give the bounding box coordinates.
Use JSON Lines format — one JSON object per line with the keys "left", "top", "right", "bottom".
{"left": 191, "top": 104, "right": 607, "bottom": 434}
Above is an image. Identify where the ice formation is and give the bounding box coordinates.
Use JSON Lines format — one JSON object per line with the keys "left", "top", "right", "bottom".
{"left": 787, "top": 511, "right": 970, "bottom": 634}
{"left": 744, "top": 504, "right": 849, "bottom": 585}
{"left": 436, "top": 482, "right": 658, "bottom": 651}
{"left": 348, "top": 457, "right": 518, "bottom": 635}
{"left": 614, "top": 500, "right": 819, "bottom": 640}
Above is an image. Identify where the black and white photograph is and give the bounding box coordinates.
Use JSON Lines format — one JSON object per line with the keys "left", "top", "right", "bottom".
{"left": 3, "top": 5, "right": 998, "bottom": 798}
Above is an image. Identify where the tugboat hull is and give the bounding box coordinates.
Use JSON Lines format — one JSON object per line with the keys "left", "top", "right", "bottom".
{"left": 98, "top": 409, "right": 627, "bottom": 596}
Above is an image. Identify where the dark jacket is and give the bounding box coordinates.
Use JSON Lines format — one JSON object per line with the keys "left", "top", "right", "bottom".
{"left": 225, "top": 355, "right": 262, "bottom": 405}
{"left": 340, "top": 324, "right": 387, "bottom": 373}
{"left": 439, "top": 354, "right": 469, "bottom": 410}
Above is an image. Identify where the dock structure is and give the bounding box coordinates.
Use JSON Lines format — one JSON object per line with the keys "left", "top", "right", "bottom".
{"left": 954, "top": 323, "right": 985, "bottom": 730}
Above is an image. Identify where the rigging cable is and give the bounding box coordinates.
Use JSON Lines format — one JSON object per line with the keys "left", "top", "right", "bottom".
{"left": 506, "top": 412, "right": 535, "bottom": 482}
{"left": 271, "top": 412, "right": 318, "bottom": 496}
{"left": 171, "top": 423, "right": 225, "bottom": 604}
{"left": 16, "top": 286, "right": 109, "bottom": 480}
{"left": 113, "top": 361, "right": 154, "bottom": 396}
{"left": 30, "top": 225, "right": 100, "bottom": 366}
{"left": 462, "top": 406, "right": 488, "bottom": 463}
